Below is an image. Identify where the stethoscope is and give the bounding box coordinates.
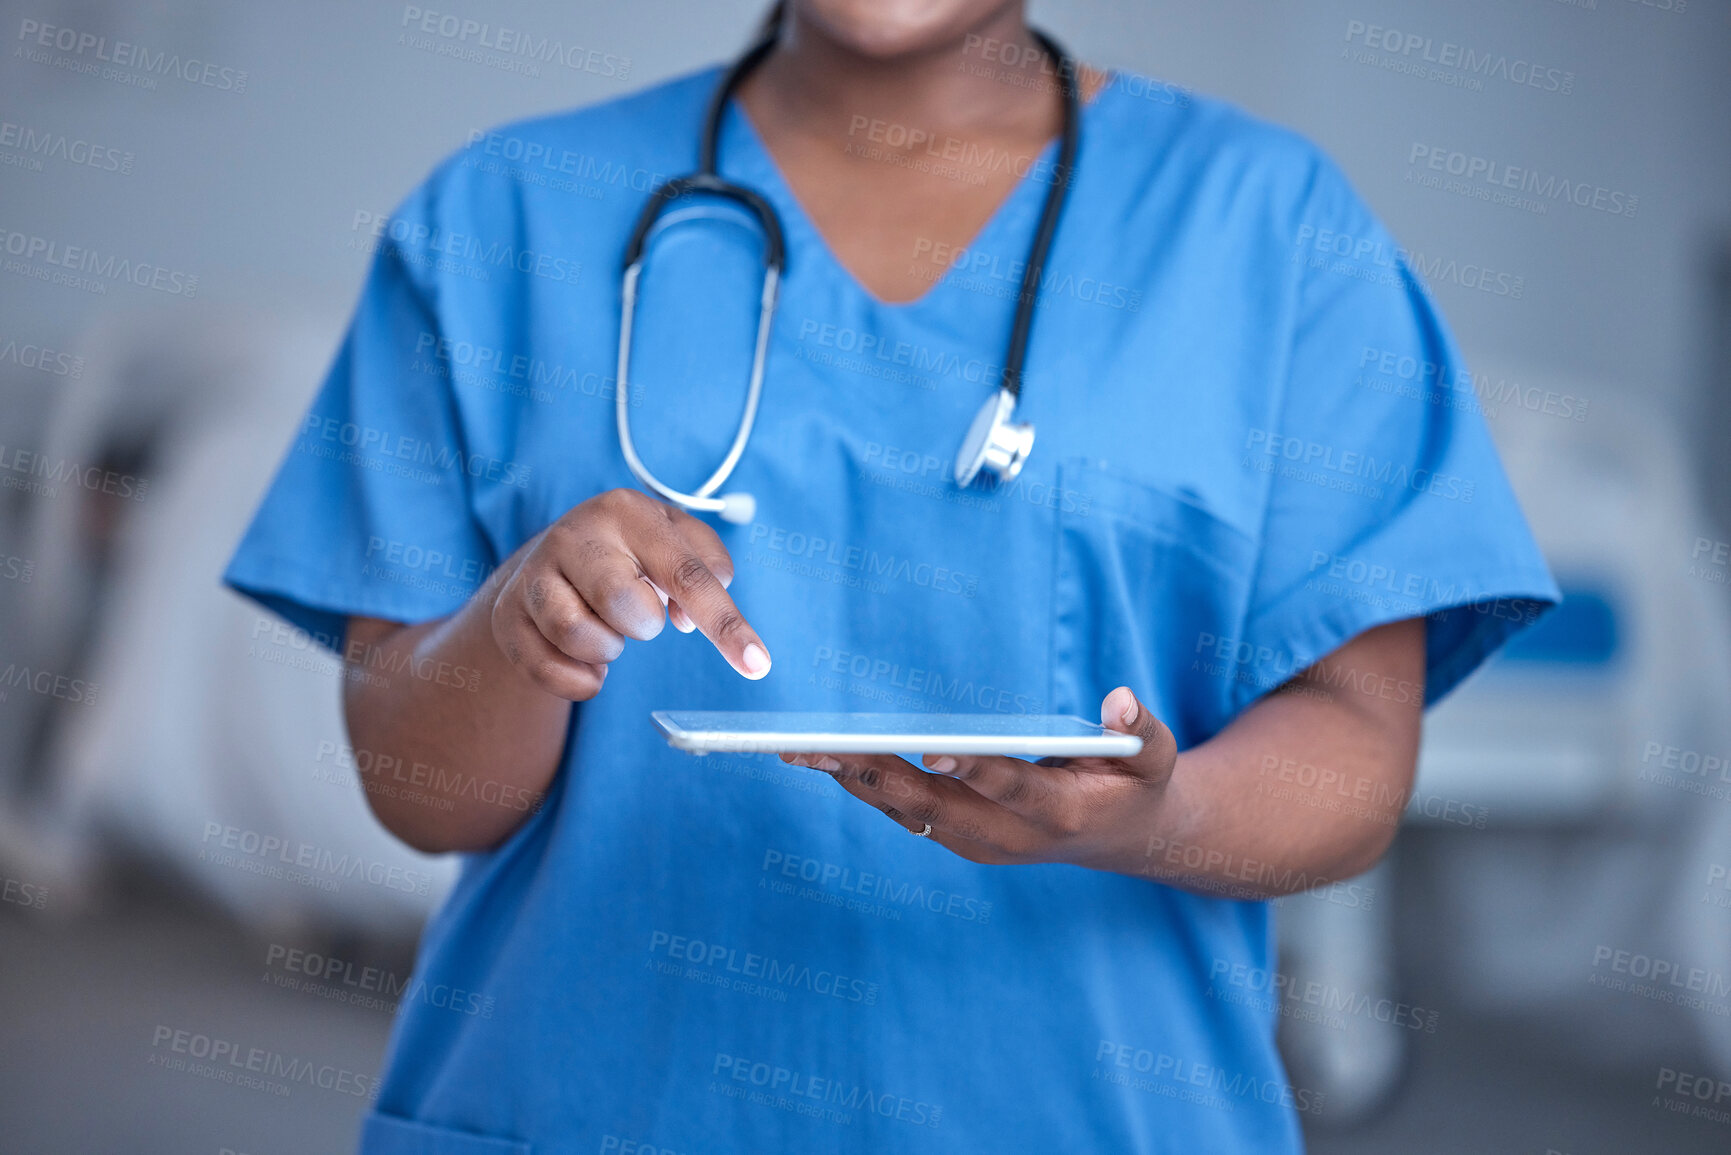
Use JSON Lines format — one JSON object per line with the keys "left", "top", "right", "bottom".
{"left": 616, "top": 31, "right": 1080, "bottom": 524}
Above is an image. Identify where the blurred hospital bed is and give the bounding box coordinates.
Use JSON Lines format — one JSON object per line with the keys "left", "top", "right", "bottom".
{"left": 4, "top": 307, "right": 455, "bottom": 942}
{"left": 1281, "top": 376, "right": 1731, "bottom": 1123}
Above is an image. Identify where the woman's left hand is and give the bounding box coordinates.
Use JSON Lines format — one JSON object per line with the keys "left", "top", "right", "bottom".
{"left": 781, "top": 686, "right": 1178, "bottom": 871}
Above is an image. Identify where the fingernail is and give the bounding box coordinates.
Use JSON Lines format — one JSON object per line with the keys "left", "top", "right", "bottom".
{"left": 815, "top": 756, "right": 841, "bottom": 772}
{"left": 671, "top": 605, "right": 695, "bottom": 633}
{"left": 741, "top": 643, "right": 771, "bottom": 677}
{"left": 931, "top": 756, "right": 957, "bottom": 774}
{"left": 1120, "top": 694, "right": 1139, "bottom": 727}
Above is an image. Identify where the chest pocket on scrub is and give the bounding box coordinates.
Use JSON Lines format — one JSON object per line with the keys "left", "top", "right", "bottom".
{"left": 1050, "top": 460, "right": 1257, "bottom": 749}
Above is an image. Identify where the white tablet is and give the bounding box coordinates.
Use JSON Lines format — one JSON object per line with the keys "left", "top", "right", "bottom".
{"left": 651, "top": 710, "right": 1143, "bottom": 758}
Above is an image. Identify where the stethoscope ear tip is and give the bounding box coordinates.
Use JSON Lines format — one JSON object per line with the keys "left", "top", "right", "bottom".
{"left": 718, "top": 492, "right": 757, "bottom": 525}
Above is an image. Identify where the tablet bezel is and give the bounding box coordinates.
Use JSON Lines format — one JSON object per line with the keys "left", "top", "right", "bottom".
{"left": 651, "top": 710, "right": 1143, "bottom": 758}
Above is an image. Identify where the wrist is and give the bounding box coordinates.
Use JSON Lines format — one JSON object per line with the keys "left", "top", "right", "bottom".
{"left": 1099, "top": 753, "right": 1207, "bottom": 881}
{"left": 1070, "top": 764, "right": 1184, "bottom": 879}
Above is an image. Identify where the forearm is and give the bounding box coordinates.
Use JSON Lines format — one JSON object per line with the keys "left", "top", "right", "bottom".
{"left": 341, "top": 540, "right": 572, "bottom": 853}
{"left": 1103, "top": 621, "right": 1424, "bottom": 897}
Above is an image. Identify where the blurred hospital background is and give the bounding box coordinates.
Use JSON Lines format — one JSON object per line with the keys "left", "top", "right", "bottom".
{"left": 2, "top": 0, "right": 1730, "bottom": 1151}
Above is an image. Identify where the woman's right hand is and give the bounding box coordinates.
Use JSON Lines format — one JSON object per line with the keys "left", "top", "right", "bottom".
{"left": 489, "top": 488, "right": 771, "bottom": 701}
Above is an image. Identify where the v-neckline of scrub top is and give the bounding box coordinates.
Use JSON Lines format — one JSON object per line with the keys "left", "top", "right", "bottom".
{"left": 720, "top": 77, "right": 1116, "bottom": 313}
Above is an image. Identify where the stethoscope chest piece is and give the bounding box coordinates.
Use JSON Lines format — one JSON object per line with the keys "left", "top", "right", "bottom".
{"left": 955, "top": 388, "right": 1035, "bottom": 487}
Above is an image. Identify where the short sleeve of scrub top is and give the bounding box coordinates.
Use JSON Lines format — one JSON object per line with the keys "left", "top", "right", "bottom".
{"left": 224, "top": 67, "right": 1557, "bottom": 1155}
{"left": 1228, "top": 155, "right": 1558, "bottom": 712}
{"left": 225, "top": 178, "right": 501, "bottom": 645}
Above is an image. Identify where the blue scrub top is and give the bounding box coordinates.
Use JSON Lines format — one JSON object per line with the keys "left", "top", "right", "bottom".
{"left": 226, "top": 65, "right": 1557, "bottom": 1155}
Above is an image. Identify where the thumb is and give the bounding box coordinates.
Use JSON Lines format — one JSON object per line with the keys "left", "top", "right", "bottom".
{"left": 1101, "top": 686, "right": 1176, "bottom": 771}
